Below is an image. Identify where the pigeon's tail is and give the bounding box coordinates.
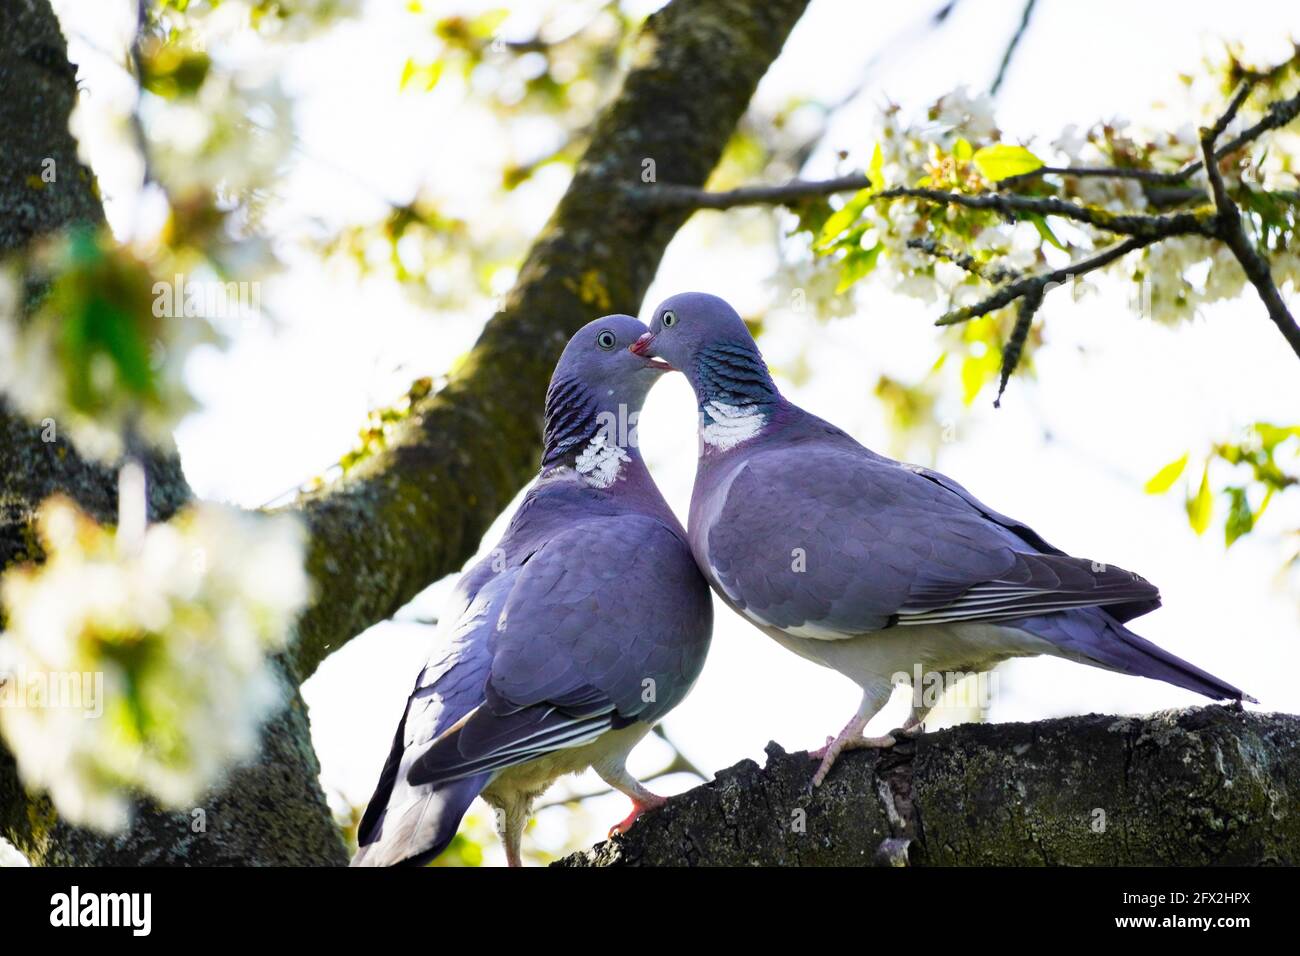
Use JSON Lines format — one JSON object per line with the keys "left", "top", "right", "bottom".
{"left": 351, "top": 771, "right": 491, "bottom": 867}
{"left": 1024, "top": 607, "right": 1255, "bottom": 703}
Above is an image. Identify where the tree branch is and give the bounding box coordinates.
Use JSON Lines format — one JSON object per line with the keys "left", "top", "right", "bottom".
{"left": 283, "top": 0, "right": 813, "bottom": 681}
{"left": 0, "top": 0, "right": 345, "bottom": 865}
{"left": 999, "top": 87, "right": 1300, "bottom": 190}
{"left": 1199, "top": 102, "right": 1300, "bottom": 360}
{"left": 988, "top": 0, "right": 1037, "bottom": 96}
{"left": 934, "top": 234, "right": 1156, "bottom": 327}
{"left": 631, "top": 173, "right": 871, "bottom": 211}
{"left": 630, "top": 175, "right": 1216, "bottom": 242}
{"left": 557, "top": 706, "right": 1300, "bottom": 866}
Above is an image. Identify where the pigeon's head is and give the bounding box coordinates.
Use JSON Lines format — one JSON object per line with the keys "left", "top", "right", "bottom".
{"left": 631, "top": 293, "right": 777, "bottom": 409}
{"left": 551, "top": 313, "right": 671, "bottom": 407}
{"left": 631, "top": 292, "right": 758, "bottom": 375}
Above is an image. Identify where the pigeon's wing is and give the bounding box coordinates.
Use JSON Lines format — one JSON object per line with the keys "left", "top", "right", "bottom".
{"left": 702, "top": 445, "right": 1159, "bottom": 637}
{"left": 354, "top": 568, "right": 504, "bottom": 852}
{"left": 410, "top": 514, "right": 710, "bottom": 787}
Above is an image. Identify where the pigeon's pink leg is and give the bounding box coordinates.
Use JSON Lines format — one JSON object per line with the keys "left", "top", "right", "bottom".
{"left": 608, "top": 793, "right": 668, "bottom": 837}
{"left": 597, "top": 763, "right": 667, "bottom": 837}
{"left": 809, "top": 687, "right": 895, "bottom": 787}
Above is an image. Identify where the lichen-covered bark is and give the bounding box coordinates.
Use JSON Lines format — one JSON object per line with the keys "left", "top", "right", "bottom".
{"left": 287, "top": 0, "right": 812, "bottom": 679}
{"left": 558, "top": 706, "right": 1300, "bottom": 866}
{"left": 0, "top": 0, "right": 343, "bottom": 865}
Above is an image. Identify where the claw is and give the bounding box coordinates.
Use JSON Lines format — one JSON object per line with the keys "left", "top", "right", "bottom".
{"left": 809, "top": 733, "right": 897, "bottom": 787}
{"left": 607, "top": 792, "right": 667, "bottom": 838}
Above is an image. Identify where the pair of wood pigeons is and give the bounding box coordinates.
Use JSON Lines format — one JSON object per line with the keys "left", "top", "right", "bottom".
{"left": 353, "top": 292, "right": 1251, "bottom": 866}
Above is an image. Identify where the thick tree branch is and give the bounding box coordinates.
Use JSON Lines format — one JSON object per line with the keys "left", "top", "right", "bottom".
{"left": 284, "top": 0, "right": 812, "bottom": 680}
{"left": 0, "top": 0, "right": 346, "bottom": 866}
{"left": 558, "top": 706, "right": 1300, "bottom": 866}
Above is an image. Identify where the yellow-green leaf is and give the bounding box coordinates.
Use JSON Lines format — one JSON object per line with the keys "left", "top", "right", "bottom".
{"left": 972, "top": 143, "right": 1044, "bottom": 181}
{"left": 1185, "top": 463, "right": 1213, "bottom": 535}
{"left": 835, "top": 243, "right": 882, "bottom": 293}
{"left": 1224, "top": 487, "right": 1253, "bottom": 547}
{"left": 815, "top": 187, "right": 873, "bottom": 251}
{"left": 1144, "top": 453, "right": 1188, "bottom": 494}
{"left": 953, "top": 138, "right": 973, "bottom": 163}
{"left": 1028, "top": 213, "right": 1067, "bottom": 251}
{"left": 868, "top": 142, "right": 885, "bottom": 189}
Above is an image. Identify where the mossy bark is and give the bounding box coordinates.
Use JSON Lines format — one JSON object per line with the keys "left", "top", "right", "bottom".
{"left": 0, "top": 0, "right": 811, "bottom": 863}
{"left": 0, "top": 0, "right": 344, "bottom": 865}
{"left": 558, "top": 706, "right": 1300, "bottom": 867}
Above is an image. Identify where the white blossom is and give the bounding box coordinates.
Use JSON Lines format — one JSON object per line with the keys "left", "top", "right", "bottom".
{"left": 0, "top": 499, "right": 311, "bottom": 830}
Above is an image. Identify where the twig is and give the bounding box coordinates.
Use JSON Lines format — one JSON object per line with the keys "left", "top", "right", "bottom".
{"left": 989, "top": 0, "right": 1037, "bottom": 96}
{"left": 993, "top": 285, "right": 1043, "bottom": 407}
{"left": 906, "top": 236, "right": 1021, "bottom": 283}
{"left": 634, "top": 176, "right": 1214, "bottom": 241}
{"left": 1199, "top": 104, "right": 1300, "bottom": 360}
{"left": 876, "top": 186, "right": 1214, "bottom": 238}
{"left": 935, "top": 234, "right": 1155, "bottom": 326}
{"left": 634, "top": 174, "right": 872, "bottom": 211}
{"left": 1001, "top": 88, "right": 1300, "bottom": 191}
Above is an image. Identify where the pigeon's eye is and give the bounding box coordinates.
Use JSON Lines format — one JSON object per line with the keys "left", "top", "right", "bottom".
{"left": 661, "top": 310, "right": 677, "bottom": 328}
{"left": 596, "top": 329, "right": 617, "bottom": 350}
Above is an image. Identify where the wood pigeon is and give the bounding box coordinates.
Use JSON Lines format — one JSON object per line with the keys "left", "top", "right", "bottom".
{"left": 353, "top": 314, "right": 712, "bottom": 865}
{"left": 631, "top": 291, "right": 1251, "bottom": 786}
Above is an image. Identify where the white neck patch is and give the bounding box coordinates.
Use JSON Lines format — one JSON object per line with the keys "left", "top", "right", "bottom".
{"left": 574, "top": 432, "right": 631, "bottom": 488}
{"left": 701, "top": 401, "right": 765, "bottom": 451}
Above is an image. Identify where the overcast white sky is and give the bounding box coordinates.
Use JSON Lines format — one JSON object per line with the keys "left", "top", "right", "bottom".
{"left": 31, "top": 0, "right": 1300, "bottom": 864}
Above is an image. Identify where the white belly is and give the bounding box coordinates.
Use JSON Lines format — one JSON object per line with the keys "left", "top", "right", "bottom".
{"left": 763, "top": 619, "right": 1057, "bottom": 698}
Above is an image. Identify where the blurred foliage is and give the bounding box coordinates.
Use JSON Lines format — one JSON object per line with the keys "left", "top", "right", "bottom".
{"left": 1146, "top": 424, "right": 1299, "bottom": 550}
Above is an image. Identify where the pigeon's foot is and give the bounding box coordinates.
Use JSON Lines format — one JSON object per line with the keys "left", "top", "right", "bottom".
{"left": 809, "top": 731, "right": 897, "bottom": 787}
{"left": 608, "top": 792, "right": 667, "bottom": 838}
{"left": 898, "top": 714, "right": 926, "bottom": 739}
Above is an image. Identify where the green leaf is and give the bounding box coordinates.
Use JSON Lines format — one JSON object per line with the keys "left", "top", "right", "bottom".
{"left": 1185, "top": 463, "right": 1213, "bottom": 535}
{"left": 960, "top": 349, "right": 999, "bottom": 406}
{"left": 952, "top": 138, "right": 973, "bottom": 163}
{"left": 1253, "top": 422, "right": 1300, "bottom": 452}
{"left": 815, "top": 187, "right": 874, "bottom": 251}
{"left": 868, "top": 142, "right": 885, "bottom": 189}
{"left": 1224, "top": 487, "right": 1254, "bottom": 547}
{"left": 1144, "top": 453, "right": 1189, "bottom": 494}
{"left": 972, "top": 143, "right": 1044, "bottom": 181}
{"left": 1027, "top": 213, "right": 1067, "bottom": 250}
{"left": 835, "top": 243, "right": 882, "bottom": 293}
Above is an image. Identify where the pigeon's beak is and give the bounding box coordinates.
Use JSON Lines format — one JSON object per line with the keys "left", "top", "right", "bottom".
{"left": 629, "top": 332, "right": 672, "bottom": 371}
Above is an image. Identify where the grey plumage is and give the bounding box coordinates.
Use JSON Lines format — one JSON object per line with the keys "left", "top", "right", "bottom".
{"left": 635, "top": 291, "right": 1250, "bottom": 785}
{"left": 353, "top": 315, "right": 712, "bottom": 865}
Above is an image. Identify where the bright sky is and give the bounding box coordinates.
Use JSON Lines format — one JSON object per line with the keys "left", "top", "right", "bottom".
{"left": 34, "top": 0, "right": 1300, "bottom": 864}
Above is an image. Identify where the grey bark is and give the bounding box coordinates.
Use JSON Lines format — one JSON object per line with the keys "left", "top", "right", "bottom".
{"left": 558, "top": 706, "right": 1300, "bottom": 866}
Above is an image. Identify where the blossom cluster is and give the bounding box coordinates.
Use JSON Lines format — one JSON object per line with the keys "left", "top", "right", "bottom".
{"left": 0, "top": 229, "right": 220, "bottom": 463}
{"left": 0, "top": 497, "right": 311, "bottom": 830}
